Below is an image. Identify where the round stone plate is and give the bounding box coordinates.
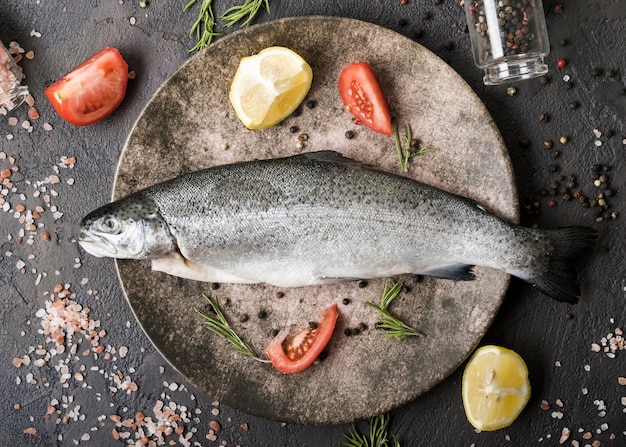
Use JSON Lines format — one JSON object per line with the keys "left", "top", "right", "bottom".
{"left": 114, "top": 16, "right": 518, "bottom": 425}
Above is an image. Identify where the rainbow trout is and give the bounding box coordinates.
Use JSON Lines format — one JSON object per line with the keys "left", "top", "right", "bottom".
{"left": 78, "top": 151, "right": 597, "bottom": 303}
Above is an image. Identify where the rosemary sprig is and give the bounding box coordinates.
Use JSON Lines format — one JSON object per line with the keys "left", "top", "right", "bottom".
{"left": 342, "top": 413, "right": 401, "bottom": 447}
{"left": 221, "top": 0, "right": 270, "bottom": 28}
{"left": 196, "top": 294, "right": 269, "bottom": 362}
{"left": 394, "top": 122, "right": 438, "bottom": 173}
{"left": 365, "top": 279, "right": 425, "bottom": 341}
{"left": 184, "top": 0, "right": 223, "bottom": 51}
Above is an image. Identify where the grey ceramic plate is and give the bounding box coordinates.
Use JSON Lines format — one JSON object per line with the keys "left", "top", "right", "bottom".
{"left": 114, "top": 16, "right": 518, "bottom": 425}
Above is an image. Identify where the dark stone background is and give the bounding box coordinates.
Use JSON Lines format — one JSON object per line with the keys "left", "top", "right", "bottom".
{"left": 1, "top": 1, "right": 624, "bottom": 446}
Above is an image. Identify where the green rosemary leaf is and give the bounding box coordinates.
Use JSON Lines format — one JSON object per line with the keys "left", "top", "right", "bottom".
{"left": 221, "top": 0, "right": 270, "bottom": 28}
{"left": 393, "top": 122, "right": 438, "bottom": 173}
{"left": 184, "top": 0, "right": 223, "bottom": 51}
{"left": 341, "top": 413, "right": 400, "bottom": 447}
{"left": 342, "top": 424, "right": 368, "bottom": 447}
{"left": 394, "top": 121, "right": 406, "bottom": 172}
{"left": 365, "top": 279, "right": 425, "bottom": 341}
{"left": 379, "top": 279, "right": 404, "bottom": 311}
{"left": 196, "top": 294, "right": 269, "bottom": 362}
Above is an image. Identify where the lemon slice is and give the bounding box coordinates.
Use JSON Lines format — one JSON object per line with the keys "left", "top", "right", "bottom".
{"left": 229, "top": 46, "right": 313, "bottom": 130}
{"left": 462, "top": 345, "right": 531, "bottom": 431}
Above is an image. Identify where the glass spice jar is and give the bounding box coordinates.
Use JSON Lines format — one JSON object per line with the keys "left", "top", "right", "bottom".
{"left": 464, "top": 0, "right": 550, "bottom": 85}
{"left": 0, "top": 39, "right": 30, "bottom": 111}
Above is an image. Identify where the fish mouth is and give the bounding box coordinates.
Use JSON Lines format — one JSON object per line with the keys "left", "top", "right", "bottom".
{"left": 78, "top": 232, "right": 118, "bottom": 258}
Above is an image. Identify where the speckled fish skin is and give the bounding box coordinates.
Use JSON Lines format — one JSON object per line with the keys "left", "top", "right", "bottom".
{"left": 78, "top": 151, "right": 597, "bottom": 303}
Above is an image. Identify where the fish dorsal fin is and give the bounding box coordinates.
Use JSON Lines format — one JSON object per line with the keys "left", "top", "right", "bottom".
{"left": 297, "top": 151, "right": 376, "bottom": 170}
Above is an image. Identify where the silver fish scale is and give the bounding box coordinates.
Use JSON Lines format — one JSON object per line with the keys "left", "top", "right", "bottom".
{"left": 141, "top": 152, "right": 526, "bottom": 287}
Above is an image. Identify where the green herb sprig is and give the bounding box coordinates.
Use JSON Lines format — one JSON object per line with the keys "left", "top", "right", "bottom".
{"left": 342, "top": 413, "right": 401, "bottom": 447}
{"left": 221, "top": 0, "right": 270, "bottom": 28}
{"left": 196, "top": 294, "right": 269, "bottom": 362}
{"left": 184, "top": 0, "right": 270, "bottom": 51}
{"left": 365, "top": 279, "right": 425, "bottom": 341}
{"left": 184, "top": 0, "right": 223, "bottom": 51}
{"left": 394, "top": 122, "right": 438, "bottom": 173}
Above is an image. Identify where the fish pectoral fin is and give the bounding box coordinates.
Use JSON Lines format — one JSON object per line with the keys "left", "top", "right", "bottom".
{"left": 151, "top": 252, "right": 258, "bottom": 284}
{"left": 417, "top": 264, "right": 476, "bottom": 281}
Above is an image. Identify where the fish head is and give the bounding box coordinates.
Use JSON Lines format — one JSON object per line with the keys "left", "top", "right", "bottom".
{"left": 78, "top": 194, "right": 175, "bottom": 260}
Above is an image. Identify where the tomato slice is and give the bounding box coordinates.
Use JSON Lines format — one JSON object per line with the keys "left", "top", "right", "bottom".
{"left": 264, "top": 303, "right": 339, "bottom": 374}
{"left": 338, "top": 62, "right": 393, "bottom": 136}
{"left": 44, "top": 47, "right": 128, "bottom": 126}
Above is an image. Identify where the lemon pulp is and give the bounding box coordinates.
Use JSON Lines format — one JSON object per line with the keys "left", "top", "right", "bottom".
{"left": 229, "top": 46, "right": 313, "bottom": 130}
{"left": 461, "top": 345, "right": 531, "bottom": 431}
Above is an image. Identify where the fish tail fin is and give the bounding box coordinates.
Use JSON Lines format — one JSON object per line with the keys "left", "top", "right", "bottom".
{"left": 526, "top": 226, "right": 598, "bottom": 303}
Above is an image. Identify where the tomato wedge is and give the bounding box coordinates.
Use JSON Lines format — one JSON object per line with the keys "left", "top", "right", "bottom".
{"left": 338, "top": 62, "right": 393, "bottom": 136}
{"left": 45, "top": 47, "right": 128, "bottom": 126}
{"left": 264, "top": 303, "right": 339, "bottom": 374}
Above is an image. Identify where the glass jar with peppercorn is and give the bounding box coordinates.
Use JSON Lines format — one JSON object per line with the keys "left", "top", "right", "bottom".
{"left": 464, "top": 0, "right": 550, "bottom": 85}
{"left": 0, "top": 39, "right": 29, "bottom": 111}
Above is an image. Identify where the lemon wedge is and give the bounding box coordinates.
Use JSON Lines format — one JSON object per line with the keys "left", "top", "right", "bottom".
{"left": 462, "top": 345, "right": 531, "bottom": 431}
{"left": 229, "top": 46, "right": 313, "bottom": 130}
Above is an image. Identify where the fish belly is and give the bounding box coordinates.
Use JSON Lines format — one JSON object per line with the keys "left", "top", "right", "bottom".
{"left": 144, "top": 152, "right": 515, "bottom": 287}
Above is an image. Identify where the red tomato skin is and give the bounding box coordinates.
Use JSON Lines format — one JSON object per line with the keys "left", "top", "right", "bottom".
{"left": 44, "top": 47, "right": 128, "bottom": 126}
{"left": 265, "top": 303, "right": 339, "bottom": 374}
{"left": 338, "top": 62, "right": 393, "bottom": 136}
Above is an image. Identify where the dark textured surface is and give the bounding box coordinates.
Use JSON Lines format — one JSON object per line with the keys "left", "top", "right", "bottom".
{"left": 1, "top": 1, "right": 624, "bottom": 446}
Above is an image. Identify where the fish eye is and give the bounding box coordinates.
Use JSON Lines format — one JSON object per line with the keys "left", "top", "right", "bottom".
{"left": 99, "top": 216, "right": 122, "bottom": 234}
